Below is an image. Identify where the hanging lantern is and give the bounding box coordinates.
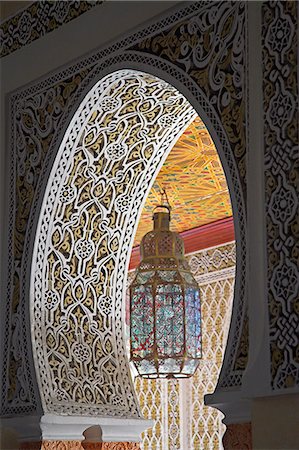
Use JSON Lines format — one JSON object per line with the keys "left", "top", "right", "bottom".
{"left": 130, "top": 193, "right": 202, "bottom": 378}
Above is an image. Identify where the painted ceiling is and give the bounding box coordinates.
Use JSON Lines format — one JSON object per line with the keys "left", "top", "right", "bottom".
{"left": 133, "top": 116, "right": 232, "bottom": 247}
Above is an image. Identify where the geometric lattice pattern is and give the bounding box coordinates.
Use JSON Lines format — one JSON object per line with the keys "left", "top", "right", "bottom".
{"left": 4, "top": 0, "right": 247, "bottom": 418}
{"left": 31, "top": 70, "right": 195, "bottom": 416}
{"left": 0, "top": 1, "right": 103, "bottom": 58}
{"left": 134, "top": 117, "right": 232, "bottom": 246}
{"left": 262, "top": 0, "right": 299, "bottom": 389}
{"left": 134, "top": 242, "right": 235, "bottom": 449}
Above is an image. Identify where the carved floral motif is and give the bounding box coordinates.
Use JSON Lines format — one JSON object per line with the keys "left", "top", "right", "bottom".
{"left": 3, "top": 1, "right": 248, "bottom": 416}
{"left": 0, "top": 1, "right": 103, "bottom": 58}
{"left": 133, "top": 1, "right": 247, "bottom": 191}
{"left": 32, "top": 70, "right": 195, "bottom": 415}
{"left": 262, "top": 0, "right": 299, "bottom": 389}
{"left": 20, "top": 442, "right": 141, "bottom": 450}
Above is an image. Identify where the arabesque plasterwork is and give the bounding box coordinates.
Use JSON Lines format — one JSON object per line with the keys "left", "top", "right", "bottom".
{"left": 2, "top": 67, "right": 95, "bottom": 415}
{"left": 0, "top": 1, "right": 104, "bottom": 58}
{"left": 262, "top": 0, "right": 299, "bottom": 389}
{"left": 31, "top": 70, "right": 195, "bottom": 415}
{"left": 132, "top": 1, "right": 247, "bottom": 193}
{"left": 3, "top": 1, "right": 247, "bottom": 416}
{"left": 20, "top": 442, "right": 140, "bottom": 450}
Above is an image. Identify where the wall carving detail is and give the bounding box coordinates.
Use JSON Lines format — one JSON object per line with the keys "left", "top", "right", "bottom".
{"left": 3, "top": 1, "right": 248, "bottom": 416}
{"left": 188, "top": 243, "right": 236, "bottom": 276}
{"left": 262, "top": 0, "right": 299, "bottom": 390}
{"left": 133, "top": 1, "right": 247, "bottom": 193}
{"left": 2, "top": 68, "right": 95, "bottom": 415}
{"left": 0, "top": 1, "right": 104, "bottom": 58}
{"left": 31, "top": 70, "right": 195, "bottom": 415}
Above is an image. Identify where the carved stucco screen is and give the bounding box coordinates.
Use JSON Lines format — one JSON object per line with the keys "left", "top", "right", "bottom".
{"left": 31, "top": 70, "right": 196, "bottom": 416}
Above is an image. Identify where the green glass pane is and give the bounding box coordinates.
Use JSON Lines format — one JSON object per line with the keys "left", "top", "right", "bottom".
{"left": 185, "top": 287, "right": 201, "bottom": 358}
{"left": 136, "top": 271, "right": 155, "bottom": 284}
{"left": 157, "top": 270, "right": 176, "bottom": 282}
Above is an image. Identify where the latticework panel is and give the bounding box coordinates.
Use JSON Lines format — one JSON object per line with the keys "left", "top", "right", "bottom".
{"left": 133, "top": 243, "right": 235, "bottom": 450}
{"left": 136, "top": 377, "right": 164, "bottom": 450}
{"left": 191, "top": 279, "right": 234, "bottom": 450}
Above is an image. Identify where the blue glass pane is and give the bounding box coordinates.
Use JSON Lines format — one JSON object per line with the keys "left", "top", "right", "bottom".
{"left": 185, "top": 287, "right": 201, "bottom": 357}
{"left": 131, "top": 285, "right": 154, "bottom": 358}
{"left": 182, "top": 358, "right": 199, "bottom": 375}
{"left": 135, "top": 359, "right": 156, "bottom": 375}
{"left": 155, "top": 284, "right": 184, "bottom": 356}
{"left": 159, "top": 358, "right": 181, "bottom": 373}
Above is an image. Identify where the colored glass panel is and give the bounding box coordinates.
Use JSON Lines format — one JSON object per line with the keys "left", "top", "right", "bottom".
{"left": 155, "top": 284, "right": 184, "bottom": 356}
{"left": 185, "top": 288, "right": 201, "bottom": 358}
{"left": 131, "top": 284, "right": 154, "bottom": 358}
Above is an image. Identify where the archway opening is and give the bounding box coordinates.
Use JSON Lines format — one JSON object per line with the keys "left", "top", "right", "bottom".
{"left": 30, "top": 68, "right": 237, "bottom": 440}
{"left": 126, "top": 115, "right": 235, "bottom": 449}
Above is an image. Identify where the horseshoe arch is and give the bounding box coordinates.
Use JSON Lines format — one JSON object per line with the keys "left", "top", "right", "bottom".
{"left": 30, "top": 63, "right": 246, "bottom": 417}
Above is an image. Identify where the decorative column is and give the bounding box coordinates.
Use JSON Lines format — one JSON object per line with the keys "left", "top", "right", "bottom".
{"left": 204, "top": 2, "right": 261, "bottom": 446}
{"left": 250, "top": 0, "right": 299, "bottom": 446}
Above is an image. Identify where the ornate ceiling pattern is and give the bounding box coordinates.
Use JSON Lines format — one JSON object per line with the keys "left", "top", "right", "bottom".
{"left": 133, "top": 116, "right": 232, "bottom": 246}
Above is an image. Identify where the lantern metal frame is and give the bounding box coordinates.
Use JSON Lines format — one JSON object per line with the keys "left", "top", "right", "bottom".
{"left": 129, "top": 202, "right": 202, "bottom": 379}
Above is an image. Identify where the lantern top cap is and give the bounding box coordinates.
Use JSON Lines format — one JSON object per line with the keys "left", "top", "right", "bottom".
{"left": 152, "top": 187, "right": 171, "bottom": 230}
{"left": 152, "top": 188, "right": 171, "bottom": 226}
{"left": 152, "top": 208, "right": 170, "bottom": 231}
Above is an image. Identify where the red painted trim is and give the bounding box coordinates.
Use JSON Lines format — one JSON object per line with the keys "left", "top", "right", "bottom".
{"left": 129, "top": 216, "right": 235, "bottom": 270}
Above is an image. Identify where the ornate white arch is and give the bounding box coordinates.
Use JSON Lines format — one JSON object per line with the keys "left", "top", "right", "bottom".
{"left": 30, "top": 69, "right": 197, "bottom": 416}
{"left": 3, "top": 3, "right": 248, "bottom": 416}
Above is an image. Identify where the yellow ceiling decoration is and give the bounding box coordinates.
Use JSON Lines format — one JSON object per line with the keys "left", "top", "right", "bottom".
{"left": 133, "top": 116, "right": 232, "bottom": 246}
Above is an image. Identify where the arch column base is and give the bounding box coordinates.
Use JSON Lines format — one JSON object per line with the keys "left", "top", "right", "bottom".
{"left": 1, "top": 415, "right": 152, "bottom": 449}
{"left": 205, "top": 390, "right": 252, "bottom": 449}
{"left": 222, "top": 423, "right": 252, "bottom": 450}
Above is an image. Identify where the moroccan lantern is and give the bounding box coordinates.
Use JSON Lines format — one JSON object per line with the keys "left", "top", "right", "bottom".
{"left": 130, "top": 195, "right": 202, "bottom": 378}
